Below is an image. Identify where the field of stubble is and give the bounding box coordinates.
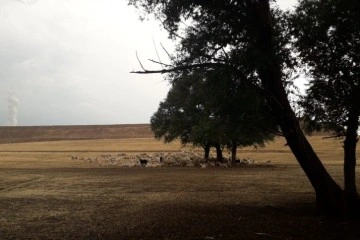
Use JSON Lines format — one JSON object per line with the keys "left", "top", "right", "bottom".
{"left": 0, "top": 136, "right": 359, "bottom": 240}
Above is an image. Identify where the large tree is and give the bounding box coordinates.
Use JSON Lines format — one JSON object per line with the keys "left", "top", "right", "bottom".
{"left": 150, "top": 69, "right": 225, "bottom": 160}
{"left": 291, "top": 0, "right": 360, "bottom": 214}
{"left": 151, "top": 67, "right": 275, "bottom": 162}
{"left": 129, "top": 0, "right": 358, "bottom": 216}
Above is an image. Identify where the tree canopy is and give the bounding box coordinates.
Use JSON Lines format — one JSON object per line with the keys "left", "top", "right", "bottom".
{"left": 150, "top": 67, "right": 276, "bottom": 161}
{"left": 291, "top": 0, "right": 360, "bottom": 213}
{"left": 291, "top": 0, "right": 360, "bottom": 135}
{"left": 129, "top": 0, "right": 360, "bottom": 217}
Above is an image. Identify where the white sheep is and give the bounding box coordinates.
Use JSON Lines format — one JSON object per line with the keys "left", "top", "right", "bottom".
{"left": 208, "top": 162, "right": 215, "bottom": 167}
{"left": 219, "top": 163, "right": 228, "bottom": 168}
{"left": 186, "top": 162, "right": 195, "bottom": 167}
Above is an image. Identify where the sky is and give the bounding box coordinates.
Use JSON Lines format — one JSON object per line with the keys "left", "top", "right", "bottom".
{"left": 0, "top": 0, "right": 297, "bottom": 126}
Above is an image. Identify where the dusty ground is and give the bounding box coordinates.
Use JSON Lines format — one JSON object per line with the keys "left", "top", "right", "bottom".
{"left": 0, "top": 166, "right": 359, "bottom": 240}
{"left": 0, "top": 133, "right": 359, "bottom": 239}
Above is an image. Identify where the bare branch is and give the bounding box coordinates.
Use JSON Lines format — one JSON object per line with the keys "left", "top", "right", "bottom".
{"left": 131, "top": 62, "right": 226, "bottom": 74}
{"left": 322, "top": 134, "right": 345, "bottom": 139}
{"left": 160, "top": 42, "right": 173, "bottom": 60}
{"left": 222, "top": 47, "right": 230, "bottom": 61}
{"left": 210, "top": 46, "right": 223, "bottom": 57}
{"left": 147, "top": 59, "right": 174, "bottom": 68}
{"left": 136, "top": 51, "right": 146, "bottom": 71}
{"left": 152, "top": 38, "right": 164, "bottom": 69}
{"left": 272, "top": 131, "right": 285, "bottom": 137}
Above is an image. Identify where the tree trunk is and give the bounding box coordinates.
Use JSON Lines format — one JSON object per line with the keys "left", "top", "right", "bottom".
{"left": 231, "top": 144, "right": 237, "bottom": 164}
{"left": 343, "top": 103, "right": 360, "bottom": 217}
{"left": 215, "top": 143, "right": 223, "bottom": 162}
{"left": 252, "top": 0, "right": 345, "bottom": 216}
{"left": 204, "top": 144, "right": 211, "bottom": 162}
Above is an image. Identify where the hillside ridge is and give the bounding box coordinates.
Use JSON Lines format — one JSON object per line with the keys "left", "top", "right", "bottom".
{"left": 0, "top": 124, "right": 153, "bottom": 144}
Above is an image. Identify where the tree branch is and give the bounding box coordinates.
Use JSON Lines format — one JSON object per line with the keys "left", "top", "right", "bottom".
{"left": 131, "top": 62, "right": 227, "bottom": 74}
{"left": 136, "top": 51, "right": 146, "bottom": 71}
{"left": 147, "top": 59, "right": 174, "bottom": 68}
{"left": 222, "top": 47, "right": 230, "bottom": 61}
{"left": 152, "top": 38, "right": 164, "bottom": 69}
{"left": 160, "top": 42, "right": 173, "bottom": 61}
{"left": 322, "top": 134, "right": 345, "bottom": 139}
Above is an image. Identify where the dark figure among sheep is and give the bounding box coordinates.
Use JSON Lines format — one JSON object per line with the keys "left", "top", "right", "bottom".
{"left": 139, "top": 159, "right": 148, "bottom": 166}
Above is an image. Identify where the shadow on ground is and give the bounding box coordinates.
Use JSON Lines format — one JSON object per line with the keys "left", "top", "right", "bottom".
{"left": 1, "top": 167, "right": 359, "bottom": 240}
{"left": 2, "top": 198, "right": 359, "bottom": 240}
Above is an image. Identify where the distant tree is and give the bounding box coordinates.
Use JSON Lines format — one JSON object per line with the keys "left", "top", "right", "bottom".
{"left": 151, "top": 67, "right": 275, "bottom": 163}
{"left": 150, "top": 69, "right": 222, "bottom": 160}
{"left": 129, "top": 0, "right": 358, "bottom": 216}
{"left": 291, "top": 0, "right": 360, "bottom": 214}
{"left": 205, "top": 67, "right": 276, "bottom": 162}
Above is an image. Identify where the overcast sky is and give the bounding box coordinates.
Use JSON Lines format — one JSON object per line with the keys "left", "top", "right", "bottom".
{"left": 0, "top": 0, "right": 297, "bottom": 126}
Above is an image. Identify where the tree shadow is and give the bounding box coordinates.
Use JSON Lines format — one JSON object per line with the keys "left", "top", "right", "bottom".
{"left": 107, "top": 200, "right": 360, "bottom": 240}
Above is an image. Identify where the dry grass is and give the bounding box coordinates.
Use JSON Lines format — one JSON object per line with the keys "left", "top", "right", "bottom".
{"left": 0, "top": 138, "right": 181, "bottom": 152}
{"left": 0, "top": 124, "right": 153, "bottom": 143}
{"left": 0, "top": 134, "right": 350, "bottom": 167}
{"left": 0, "top": 127, "right": 359, "bottom": 239}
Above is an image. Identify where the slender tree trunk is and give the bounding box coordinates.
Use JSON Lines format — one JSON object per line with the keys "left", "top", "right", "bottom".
{"left": 204, "top": 144, "right": 211, "bottom": 162}
{"left": 343, "top": 103, "right": 360, "bottom": 217}
{"left": 252, "top": 0, "right": 345, "bottom": 216}
{"left": 215, "top": 143, "right": 223, "bottom": 162}
{"left": 231, "top": 144, "right": 237, "bottom": 164}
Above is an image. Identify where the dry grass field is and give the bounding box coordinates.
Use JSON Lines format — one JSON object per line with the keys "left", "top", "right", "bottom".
{"left": 0, "top": 124, "right": 359, "bottom": 239}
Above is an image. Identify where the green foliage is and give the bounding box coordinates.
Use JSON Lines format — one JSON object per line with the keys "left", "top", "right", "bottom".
{"left": 150, "top": 66, "right": 276, "bottom": 151}
{"left": 129, "top": 1, "right": 291, "bottom": 152}
{"left": 291, "top": 0, "right": 360, "bottom": 135}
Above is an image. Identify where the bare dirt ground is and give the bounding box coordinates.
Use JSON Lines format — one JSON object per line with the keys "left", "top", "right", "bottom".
{"left": 1, "top": 166, "right": 359, "bottom": 240}
{"left": 0, "top": 126, "right": 359, "bottom": 239}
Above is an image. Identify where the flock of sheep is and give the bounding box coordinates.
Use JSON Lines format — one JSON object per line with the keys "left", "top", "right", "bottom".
{"left": 70, "top": 152, "right": 269, "bottom": 168}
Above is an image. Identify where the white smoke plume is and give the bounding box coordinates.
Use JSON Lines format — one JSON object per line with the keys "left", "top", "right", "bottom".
{"left": 8, "top": 95, "right": 20, "bottom": 126}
